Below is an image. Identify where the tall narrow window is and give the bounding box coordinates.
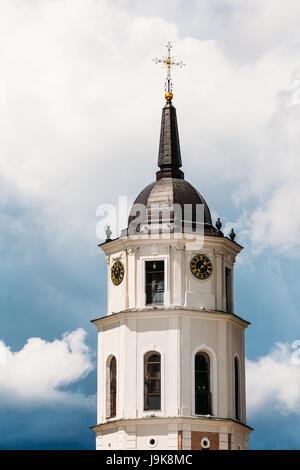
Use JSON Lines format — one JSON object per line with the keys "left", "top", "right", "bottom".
{"left": 195, "top": 352, "right": 211, "bottom": 415}
{"left": 225, "top": 267, "right": 232, "bottom": 312}
{"left": 234, "top": 356, "right": 240, "bottom": 421}
{"left": 109, "top": 356, "right": 117, "bottom": 418}
{"left": 145, "top": 260, "right": 164, "bottom": 305}
{"left": 144, "top": 352, "right": 161, "bottom": 410}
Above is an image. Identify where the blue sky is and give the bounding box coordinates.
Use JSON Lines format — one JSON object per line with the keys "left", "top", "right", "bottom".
{"left": 0, "top": 0, "right": 300, "bottom": 449}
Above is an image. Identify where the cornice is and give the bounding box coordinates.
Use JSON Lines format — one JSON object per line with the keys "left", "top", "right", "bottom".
{"left": 99, "top": 234, "right": 243, "bottom": 257}
{"left": 91, "top": 307, "right": 250, "bottom": 329}
{"left": 91, "top": 415, "right": 253, "bottom": 433}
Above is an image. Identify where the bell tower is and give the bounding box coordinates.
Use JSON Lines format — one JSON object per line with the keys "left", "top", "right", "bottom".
{"left": 91, "top": 44, "right": 252, "bottom": 450}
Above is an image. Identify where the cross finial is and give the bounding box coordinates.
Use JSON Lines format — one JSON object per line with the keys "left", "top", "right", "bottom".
{"left": 153, "top": 42, "right": 185, "bottom": 102}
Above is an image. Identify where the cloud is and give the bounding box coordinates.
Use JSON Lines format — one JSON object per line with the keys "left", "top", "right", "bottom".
{"left": 246, "top": 342, "right": 300, "bottom": 416}
{"left": 0, "top": 329, "right": 94, "bottom": 406}
{"left": 0, "top": 0, "right": 299, "bottom": 254}
{"left": 0, "top": 0, "right": 299, "bottom": 450}
{"left": 115, "top": 0, "right": 300, "bottom": 62}
{"left": 0, "top": 405, "right": 95, "bottom": 449}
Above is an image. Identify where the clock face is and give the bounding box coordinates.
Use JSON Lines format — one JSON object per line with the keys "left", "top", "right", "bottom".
{"left": 111, "top": 260, "right": 125, "bottom": 286}
{"left": 190, "top": 254, "right": 213, "bottom": 280}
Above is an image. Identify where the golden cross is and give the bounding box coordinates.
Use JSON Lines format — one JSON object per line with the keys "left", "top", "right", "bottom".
{"left": 153, "top": 42, "right": 185, "bottom": 102}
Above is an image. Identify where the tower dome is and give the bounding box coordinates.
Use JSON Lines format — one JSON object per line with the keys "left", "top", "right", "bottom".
{"left": 125, "top": 100, "right": 217, "bottom": 236}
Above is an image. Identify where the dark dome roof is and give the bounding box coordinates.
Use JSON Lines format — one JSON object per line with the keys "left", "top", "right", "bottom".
{"left": 120, "top": 100, "right": 218, "bottom": 238}
{"left": 126, "top": 177, "right": 216, "bottom": 236}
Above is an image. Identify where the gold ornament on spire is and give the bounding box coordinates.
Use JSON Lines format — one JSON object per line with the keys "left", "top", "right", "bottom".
{"left": 153, "top": 42, "right": 185, "bottom": 102}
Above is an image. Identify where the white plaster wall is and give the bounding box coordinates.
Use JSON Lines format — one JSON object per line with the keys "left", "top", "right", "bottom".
{"left": 229, "top": 323, "right": 247, "bottom": 422}
{"left": 185, "top": 248, "right": 215, "bottom": 310}
{"left": 188, "top": 317, "right": 240, "bottom": 419}
{"left": 104, "top": 237, "right": 238, "bottom": 315}
{"left": 231, "top": 428, "right": 248, "bottom": 450}
{"left": 97, "top": 234, "right": 248, "bottom": 449}
{"left": 107, "top": 250, "right": 127, "bottom": 314}
{"left": 97, "top": 324, "right": 120, "bottom": 423}
{"left": 98, "top": 313, "right": 246, "bottom": 426}
{"left": 96, "top": 422, "right": 249, "bottom": 450}
{"left": 136, "top": 316, "right": 171, "bottom": 418}
{"left": 96, "top": 424, "right": 172, "bottom": 450}
{"left": 189, "top": 315, "right": 219, "bottom": 412}
{"left": 124, "top": 318, "right": 137, "bottom": 419}
{"left": 136, "top": 423, "right": 169, "bottom": 450}
{"left": 96, "top": 429, "right": 118, "bottom": 450}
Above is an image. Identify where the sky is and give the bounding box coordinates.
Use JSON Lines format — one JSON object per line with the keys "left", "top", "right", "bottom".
{"left": 0, "top": 0, "right": 300, "bottom": 449}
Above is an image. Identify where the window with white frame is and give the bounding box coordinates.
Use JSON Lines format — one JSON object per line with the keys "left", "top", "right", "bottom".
{"left": 106, "top": 356, "right": 117, "bottom": 418}
{"left": 234, "top": 356, "right": 240, "bottom": 421}
{"left": 195, "top": 352, "right": 212, "bottom": 415}
{"left": 144, "top": 351, "right": 161, "bottom": 410}
{"left": 145, "top": 260, "right": 164, "bottom": 305}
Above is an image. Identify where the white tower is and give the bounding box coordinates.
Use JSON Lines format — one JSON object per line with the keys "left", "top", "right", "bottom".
{"left": 92, "top": 62, "right": 252, "bottom": 450}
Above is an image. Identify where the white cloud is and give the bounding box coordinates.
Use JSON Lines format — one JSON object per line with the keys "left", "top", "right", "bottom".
{"left": 246, "top": 342, "right": 300, "bottom": 416}
{"left": 115, "top": 0, "right": 300, "bottom": 61}
{"left": 0, "top": 0, "right": 300, "bottom": 252}
{"left": 0, "top": 329, "right": 94, "bottom": 406}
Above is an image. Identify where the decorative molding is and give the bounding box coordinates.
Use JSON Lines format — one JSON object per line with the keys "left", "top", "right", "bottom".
{"left": 92, "top": 308, "right": 250, "bottom": 332}
{"left": 216, "top": 250, "right": 225, "bottom": 257}
{"left": 170, "top": 244, "right": 185, "bottom": 252}
{"left": 127, "top": 247, "right": 139, "bottom": 256}
{"left": 91, "top": 416, "right": 253, "bottom": 433}
{"left": 111, "top": 253, "right": 124, "bottom": 261}
{"left": 191, "top": 344, "right": 218, "bottom": 417}
{"left": 100, "top": 234, "right": 243, "bottom": 258}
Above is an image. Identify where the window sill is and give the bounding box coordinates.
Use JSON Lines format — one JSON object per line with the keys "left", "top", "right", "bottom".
{"left": 145, "top": 303, "right": 164, "bottom": 308}
{"left": 105, "top": 415, "right": 119, "bottom": 423}
{"left": 141, "top": 411, "right": 164, "bottom": 419}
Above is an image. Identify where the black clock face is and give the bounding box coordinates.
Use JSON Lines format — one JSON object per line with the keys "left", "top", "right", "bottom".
{"left": 190, "top": 254, "right": 213, "bottom": 280}
{"left": 111, "top": 260, "right": 125, "bottom": 286}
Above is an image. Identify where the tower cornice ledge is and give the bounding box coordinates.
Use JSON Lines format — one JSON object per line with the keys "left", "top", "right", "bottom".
{"left": 91, "top": 307, "right": 250, "bottom": 329}
{"left": 91, "top": 416, "right": 253, "bottom": 433}
{"left": 99, "top": 235, "right": 243, "bottom": 256}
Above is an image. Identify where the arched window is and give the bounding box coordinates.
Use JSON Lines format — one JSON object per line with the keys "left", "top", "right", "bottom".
{"left": 144, "top": 352, "right": 161, "bottom": 410}
{"left": 234, "top": 356, "right": 240, "bottom": 421}
{"left": 106, "top": 356, "right": 117, "bottom": 418}
{"left": 195, "top": 352, "right": 211, "bottom": 415}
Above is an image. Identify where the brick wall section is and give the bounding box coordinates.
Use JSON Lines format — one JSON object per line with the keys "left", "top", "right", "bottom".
{"left": 191, "top": 431, "right": 219, "bottom": 450}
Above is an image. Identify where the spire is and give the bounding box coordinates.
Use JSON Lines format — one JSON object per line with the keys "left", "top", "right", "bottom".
{"left": 153, "top": 42, "right": 185, "bottom": 181}
{"left": 156, "top": 101, "right": 184, "bottom": 180}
